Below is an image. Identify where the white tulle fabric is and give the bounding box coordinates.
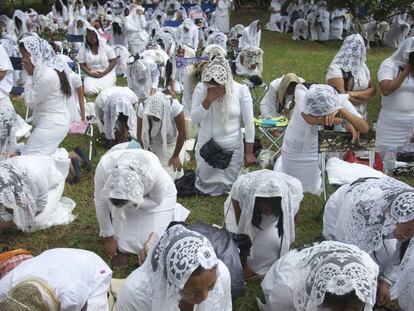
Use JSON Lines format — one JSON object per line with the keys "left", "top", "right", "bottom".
{"left": 227, "top": 170, "right": 303, "bottom": 256}
{"left": 388, "top": 37, "right": 414, "bottom": 66}
{"left": 149, "top": 225, "right": 220, "bottom": 310}
{"left": 330, "top": 34, "right": 366, "bottom": 78}
{"left": 344, "top": 177, "right": 414, "bottom": 254}
{"left": 96, "top": 92, "right": 138, "bottom": 140}
{"left": 241, "top": 45, "right": 263, "bottom": 69}
{"left": 396, "top": 239, "right": 414, "bottom": 310}
{"left": 0, "top": 163, "right": 39, "bottom": 232}
{"left": 141, "top": 92, "right": 173, "bottom": 157}
{"left": 127, "top": 58, "right": 151, "bottom": 100}
{"left": 202, "top": 44, "right": 227, "bottom": 59}
{"left": 289, "top": 241, "right": 378, "bottom": 311}
{"left": 303, "top": 84, "right": 340, "bottom": 116}
{"left": 0, "top": 102, "right": 17, "bottom": 159}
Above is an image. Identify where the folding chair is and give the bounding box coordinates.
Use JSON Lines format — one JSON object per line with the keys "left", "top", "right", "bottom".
{"left": 10, "top": 57, "right": 23, "bottom": 71}
{"left": 318, "top": 130, "right": 376, "bottom": 201}
{"left": 242, "top": 79, "right": 268, "bottom": 108}
{"left": 254, "top": 117, "right": 289, "bottom": 157}
{"left": 163, "top": 20, "right": 182, "bottom": 28}
{"left": 63, "top": 34, "right": 84, "bottom": 59}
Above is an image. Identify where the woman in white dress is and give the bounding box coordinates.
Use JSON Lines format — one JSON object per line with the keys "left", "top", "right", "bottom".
{"left": 375, "top": 37, "right": 414, "bottom": 153}
{"left": 191, "top": 56, "right": 256, "bottom": 196}
{"left": 266, "top": 0, "right": 282, "bottom": 32}
{"left": 125, "top": 5, "right": 148, "bottom": 56}
{"left": 77, "top": 27, "right": 117, "bottom": 96}
{"left": 0, "top": 248, "right": 112, "bottom": 311}
{"left": 116, "top": 224, "right": 232, "bottom": 311}
{"left": 315, "top": 1, "right": 330, "bottom": 42}
{"left": 94, "top": 147, "right": 189, "bottom": 258}
{"left": 261, "top": 241, "right": 378, "bottom": 311}
{"left": 235, "top": 45, "right": 263, "bottom": 77}
{"left": 383, "top": 22, "right": 410, "bottom": 49}
{"left": 137, "top": 91, "right": 186, "bottom": 180}
{"left": 329, "top": 8, "right": 346, "bottom": 40}
{"left": 260, "top": 73, "right": 304, "bottom": 118}
{"left": 176, "top": 18, "right": 199, "bottom": 50}
{"left": 110, "top": 16, "right": 129, "bottom": 48}
{"left": 323, "top": 177, "right": 414, "bottom": 305}
{"left": 51, "top": 0, "right": 69, "bottom": 29}
{"left": 223, "top": 170, "right": 303, "bottom": 277}
{"left": 94, "top": 86, "right": 138, "bottom": 144}
{"left": 19, "top": 36, "right": 71, "bottom": 156}
{"left": 214, "top": 0, "right": 233, "bottom": 34}
{"left": 278, "top": 84, "right": 369, "bottom": 194}
{"left": 0, "top": 155, "right": 76, "bottom": 233}
{"left": 238, "top": 20, "right": 261, "bottom": 48}
{"left": 327, "top": 34, "right": 376, "bottom": 120}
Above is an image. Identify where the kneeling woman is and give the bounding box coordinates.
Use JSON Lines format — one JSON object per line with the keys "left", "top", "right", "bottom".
{"left": 0, "top": 155, "right": 76, "bottom": 233}
{"left": 94, "top": 148, "right": 189, "bottom": 258}
{"left": 223, "top": 170, "right": 303, "bottom": 277}
{"left": 116, "top": 224, "right": 232, "bottom": 311}
{"left": 278, "top": 84, "right": 369, "bottom": 194}
{"left": 261, "top": 241, "right": 378, "bottom": 310}
{"left": 137, "top": 92, "right": 186, "bottom": 180}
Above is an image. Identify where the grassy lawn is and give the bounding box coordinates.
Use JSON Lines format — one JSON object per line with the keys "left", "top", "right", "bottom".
{"left": 0, "top": 8, "right": 409, "bottom": 310}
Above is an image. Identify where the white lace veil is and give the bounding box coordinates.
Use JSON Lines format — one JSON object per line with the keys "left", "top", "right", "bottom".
{"left": 0, "top": 101, "right": 17, "bottom": 159}
{"left": 330, "top": 34, "right": 366, "bottom": 78}
{"left": 148, "top": 224, "right": 219, "bottom": 310}
{"left": 229, "top": 170, "right": 303, "bottom": 257}
{"left": 241, "top": 45, "right": 263, "bottom": 73}
{"left": 0, "top": 162, "right": 39, "bottom": 232}
{"left": 388, "top": 36, "right": 414, "bottom": 66}
{"left": 304, "top": 84, "right": 340, "bottom": 116}
{"left": 127, "top": 58, "right": 151, "bottom": 100}
{"left": 343, "top": 177, "right": 414, "bottom": 254}
{"left": 202, "top": 44, "right": 227, "bottom": 59}
{"left": 291, "top": 241, "right": 378, "bottom": 311}
{"left": 141, "top": 92, "right": 173, "bottom": 157}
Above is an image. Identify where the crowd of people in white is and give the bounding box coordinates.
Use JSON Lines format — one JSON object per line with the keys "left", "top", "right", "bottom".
{"left": 1, "top": 0, "right": 414, "bottom": 310}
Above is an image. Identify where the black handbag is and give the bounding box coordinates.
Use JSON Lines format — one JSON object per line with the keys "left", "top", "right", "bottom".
{"left": 200, "top": 138, "right": 234, "bottom": 170}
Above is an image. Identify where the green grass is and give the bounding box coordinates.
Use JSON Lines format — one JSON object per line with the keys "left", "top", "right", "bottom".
{"left": 0, "top": 8, "right": 410, "bottom": 311}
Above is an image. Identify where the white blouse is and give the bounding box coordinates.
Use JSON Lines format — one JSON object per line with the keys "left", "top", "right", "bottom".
{"left": 0, "top": 45, "right": 13, "bottom": 100}
{"left": 259, "top": 77, "right": 283, "bottom": 118}
{"left": 76, "top": 44, "right": 116, "bottom": 73}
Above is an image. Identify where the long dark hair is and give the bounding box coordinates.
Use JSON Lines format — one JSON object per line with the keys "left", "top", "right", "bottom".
{"left": 14, "top": 16, "right": 22, "bottom": 31}
{"left": 322, "top": 291, "right": 364, "bottom": 309}
{"left": 54, "top": 0, "right": 63, "bottom": 16}
{"left": 252, "top": 197, "right": 283, "bottom": 238}
{"left": 112, "top": 22, "right": 122, "bottom": 35}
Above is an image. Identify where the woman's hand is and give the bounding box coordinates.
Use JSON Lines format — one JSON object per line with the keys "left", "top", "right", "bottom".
{"left": 21, "top": 56, "right": 34, "bottom": 75}
{"left": 324, "top": 109, "right": 339, "bottom": 126}
{"left": 94, "top": 71, "right": 104, "bottom": 78}
{"left": 104, "top": 236, "right": 118, "bottom": 258}
{"left": 206, "top": 85, "right": 226, "bottom": 103}
{"left": 344, "top": 121, "right": 359, "bottom": 143}
{"left": 168, "top": 155, "right": 182, "bottom": 172}
{"left": 244, "top": 152, "right": 256, "bottom": 167}
{"left": 377, "top": 279, "right": 391, "bottom": 305}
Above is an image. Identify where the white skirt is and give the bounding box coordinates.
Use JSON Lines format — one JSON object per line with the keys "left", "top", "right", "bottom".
{"left": 195, "top": 137, "right": 244, "bottom": 196}
{"left": 84, "top": 70, "right": 117, "bottom": 96}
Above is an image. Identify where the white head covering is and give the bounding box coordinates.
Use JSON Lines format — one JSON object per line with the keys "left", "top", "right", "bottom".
{"left": 0, "top": 161, "right": 39, "bottom": 232}
{"left": 0, "top": 15, "right": 14, "bottom": 36}
{"left": 0, "top": 38, "right": 19, "bottom": 57}
{"left": 206, "top": 32, "right": 227, "bottom": 50}
{"left": 240, "top": 45, "right": 263, "bottom": 71}
{"left": 229, "top": 170, "right": 303, "bottom": 256}
{"left": 304, "top": 84, "right": 340, "bottom": 116}
{"left": 149, "top": 224, "right": 219, "bottom": 310}
{"left": 13, "top": 10, "right": 30, "bottom": 36}
{"left": 343, "top": 177, "right": 414, "bottom": 254}
{"left": 228, "top": 24, "right": 244, "bottom": 41}
{"left": 388, "top": 36, "right": 414, "bottom": 66}
{"left": 247, "top": 20, "right": 260, "bottom": 37}
{"left": 0, "top": 102, "right": 17, "bottom": 159}
{"left": 154, "top": 31, "right": 176, "bottom": 56}
{"left": 141, "top": 92, "right": 175, "bottom": 157}
{"left": 289, "top": 241, "right": 378, "bottom": 311}
{"left": 67, "top": 16, "right": 89, "bottom": 35}
{"left": 127, "top": 57, "right": 152, "bottom": 100}
{"left": 202, "top": 44, "right": 227, "bottom": 59}
{"left": 330, "top": 34, "right": 366, "bottom": 78}
{"left": 82, "top": 25, "right": 108, "bottom": 54}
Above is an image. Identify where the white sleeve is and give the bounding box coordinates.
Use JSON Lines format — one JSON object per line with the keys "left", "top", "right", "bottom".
{"left": 340, "top": 96, "right": 361, "bottom": 117}
{"left": 139, "top": 15, "right": 147, "bottom": 29}
{"left": 105, "top": 44, "right": 116, "bottom": 60}
{"left": 217, "top": 261, "right": 233, "bottom": 311}
{"left": 137, "top": 103, "right": 144, "bottom": 118}
{"left": 72, "top": 73, "right": 82, "bottom": 89}
{"left": 34, "top": 174, "right": 49, "bottom": 214}
{"left": 377, "top": 60, "right": 397, "bottom": 82}
{"left": 76, "top": 46, "right": 87, "bottom": 63}
{"left": 322, "top": 184, "right": 349, "bottom": 239}
{"left": 94, "top": 158, "right": 114, "bottom": 237}
{"left": 23, "top": 70, "right": 56, "bottom": 109}
{"left": 171, "top": 99, "right": 183, "bottom": 117}
{"left": 326, "top": 64, "right": 343, "bottom": 81}
{"left": 191, "top": 82, "right": 209, "bottom": 124}
{"left": 239, "top": 84, "right": 255, "bottom": 144}
{"left": 260, "top": 81, "right": 278, "bottom": 118}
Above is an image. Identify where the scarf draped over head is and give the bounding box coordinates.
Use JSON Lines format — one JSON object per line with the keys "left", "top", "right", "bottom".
{"left": 207, "top": 32, "right": 227, "bottom": 50}
{"left": 202, "top": 44, "right": 227, "bottom": 59}
{"left": 141, "top": 92, "right": 174, "bottom": 157}
{"left": 83, "top": 25, "right": 107, "bottom": 54}
{"left": 388, "top": 36, "right": 414, "bottom": 66}
{"left": 277, "top": 73, "right": 304, "bottom": 104}
{"left": 330, "top": 34, "right": 367, "bottom": 78}
{"left": 13, "top": 10, "right": 30, "bottom": 35}
{"left": 304, "top": 84, "right": 340, "bottom": 116}
{"left": 229, "top": 170, "right": 303, "bottom": 256}
{"left": 149, "top": 225, "right": 219, "bottom": 310}
{"left": 68, "top": 16, "right": 89, "bottom": 35}
{"left": 0, "top": 162, "right": 39, "bottom": 232}
{"left": 248, "top": 20, "right": 260, "bottom": 36}
{"left": 241, "top": 45, "right": 263, "bottom": 70}
{"left": 289, "top": 241, "right": 378, "bottom": 311}
{"left": 228, "top": 24, "right": 244, "bottom": 41}
{"left": 0, "top": 102, "right": 17, "bottom": 159}
{"left": 343, "top": 177, "right": 414, "bottom": 254}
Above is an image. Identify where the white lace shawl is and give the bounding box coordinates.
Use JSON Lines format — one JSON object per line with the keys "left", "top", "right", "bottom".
{"left": 330, "top": 34, "right": 367, "bottom": 78}
{"left": 141, "top": 92, "right": 174, "bottom": 157}
{"left": 154, "top": 31, "right": 175, "bottom": 56}
{"left": 303, "top": 84, "right": 340, "bottom": 116}
{"left": 240, "top": 45, "right": 263, "bottom": 73}
{"left": 0, "top": 102, "right": 17, "bottom": 159}
{"left": 228, "top": 170, "right": 303, "bottom": 257}
{"left": 0, "top": 162, "right": 40, "bottom": 232}
{"left": 228, "top": 24, "right": 244, "bottom": 41}
{"left": 343, "top": 177, "right": 414, "bottom": 254}
{"left": 0, "top": 38, "right": 19, "bottom": 57}
{"left": 290, "top": 241, "right": 378, "bottom": 311}
{"left": 396, "top": 239, "right": 414, "bottom": 310}
{"left": 96, "top": 91, "right": 138, "bottom": 140}
{"left": 388, "top": 36, "right": 414, "bottom": 66}
{"left": 202, "top": 44, "right": 227, "bottom": 59}
{"left": 206, "top": 32, "right": 227, "bottom": 50}
{"left": 126, "top": 57, "right": 152, "bottom": 101}
{"left": 148, "top": 225, "right": 220, "bottom": 310}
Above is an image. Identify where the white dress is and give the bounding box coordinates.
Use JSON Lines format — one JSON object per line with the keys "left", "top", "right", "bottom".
{"left": 376, "top": 59, "right": 414, "bottom": 152}
{"left": 191, "top": 81, "right": 255, "bottom": 195}
{"left": 176, "top": 25, "right": 199, "bottom": 50}
{"left": 214, "top": 0, "right": 232, "bottom": 33}
{"left": 0, "top": 248, "right": 112, "bottom": 311}
{"left": 329, "top": 9, "right": 346, "bottom": 40}
{"left": 259, "top": 77, "right": 282, "bottom": 118}
{"left": 316, "top": 7, "right": 330, "bottom": 42}
{"left": 266, "top": 0, "right": 282, "bottom": 32}
{"left": 125, "top": 10, "right": 149, "bottom": 56}
{"left": 94, "top": 148, "right": 190, "bottom": 254}
{"left": 278, "top": 84, "right": 360, "bottom": 194}
{"left": 116, "top": 260, "right": 232, "bottom": 311}
{"left": 138, "top": 100, "right": 185, "bottom": 180}
{"left": 22, "top": 67, "right": 70, "bottom": 156}
{"left": 76, "top": 43, "right": 117, "bottom": 96}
